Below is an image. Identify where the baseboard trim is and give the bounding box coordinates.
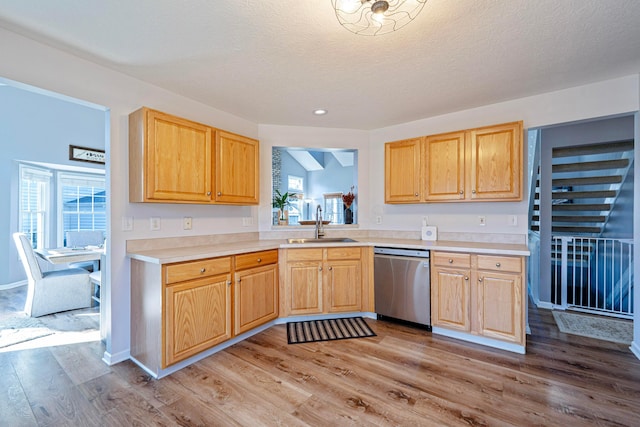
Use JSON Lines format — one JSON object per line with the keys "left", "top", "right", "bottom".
{"left": 536, "top": 301, "right": 555, "bottom": 310}
{"left": 432, "top": 326, "right": 526, "bottom": 354}
{"left": 631, "top": 341, "right": 640, "bottom": 360}
{"left": 103, "top": 349, "right": 130, "bottom": 366}
{"left": 0, "top": 280, "right": 27, "bottom": 291}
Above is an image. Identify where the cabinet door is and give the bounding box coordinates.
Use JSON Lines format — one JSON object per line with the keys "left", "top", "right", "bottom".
{"left": 215, "top": 131, "right": 259, "bottom": 204}
{"left": 424, "top": 132, "right": 466, "bottom": 201}
{"left": 476, "top": 270, "right": 523, "bottom": 344}
{"left": 468, "top": 122, "right": 522, "bottom": 201}
{"left": 146, "top": 109, "right": 213, "bottom": 202}
{"left": 431, "top": 266, "right": 470, "bottom": 331}
{"left": 326, "top": 259, "right": 362, "bottom": 313}
{"left": 385, "top": 138, "right": 422, "bottom": 203}
{"left": 286, "top": 261, "right": 323, "bottom": 315}
{"left": 234, "top": 264, "right": 278, "bottom": 335}
{"left": 164, "top": 274, "right": 231, "bottom": 367}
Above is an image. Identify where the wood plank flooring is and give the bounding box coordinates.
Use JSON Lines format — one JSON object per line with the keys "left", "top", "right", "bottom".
{"left": 1, "top": 285, "right": 639, "bottom": 426}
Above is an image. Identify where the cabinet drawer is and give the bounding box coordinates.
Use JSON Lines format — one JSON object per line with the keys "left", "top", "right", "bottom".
{"left": 164, "top": 257, "right": 231, "bottom": 285}
{"left": 235, "top": 249, "right": 278, "bottom": 271}
{"left": 286, "top": 248, "right": 323, "bottom": 262}
{"left": 432, "top": 252, "right": 471, "bottom": 268}
{"left": 477, "top": 255, "right": 522, "bottom": 273}
{"left": 327, "top": 247, "right": 361, "bottom": 260}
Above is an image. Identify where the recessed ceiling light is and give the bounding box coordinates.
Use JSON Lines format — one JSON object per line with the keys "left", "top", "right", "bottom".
{"left": 313, "top": 109, "right": 328, "bottom": 116}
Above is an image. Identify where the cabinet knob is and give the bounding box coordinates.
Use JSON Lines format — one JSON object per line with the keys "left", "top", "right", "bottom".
{"left": 227, "top": 280, "right": 232, "bottom": 285}
{"left": 478, "top": 277, "right": 483, "bottom": 282}
{"left": 464, "top": 276, "right": 469, "bottom": 281}
{"left": 448, "top": 259, "right": 453, "bottom": 264}
{"left": 217, "top": 192, "right": 222, "bottom": 196}
{"left": 496, "top": 262, "right": 501, "bottom": 267}
{"left": 472, "top": 189, "right": 476, "bottom": 194}
{"left": 319, "top": 267, "right": 322, "bottom": 271}
{"left": 415, "top": 192, "right": 419, "bottom": 197}
{"left": 459, "top": 190, "right": 463, "bottom": 195}
{"left": 257, "top": 258, "right": 262, "bottom": 263}
{"left": 200, "top": 268, "right": 206, "bottom": 273}
{"left": 207, "top": 191, "right": 211, "bottom": 196}
{"left": 328, "top": 266, "right": 333, "bottom": 271}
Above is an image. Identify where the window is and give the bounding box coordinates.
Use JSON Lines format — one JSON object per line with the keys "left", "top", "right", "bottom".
{"left": 288, "top": 175, "right": 304, "bottom": 192}
{"left": 19, "top": 165, "right": 51, "bottom": 249}
{"left": 58, "top": 173, "right": 106, "bottom": 245}
{"left": 323, "top": 193, "right": 344, "bottom": 225}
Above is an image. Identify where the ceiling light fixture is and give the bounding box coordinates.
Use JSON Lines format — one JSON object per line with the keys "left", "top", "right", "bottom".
{"left": 331, "top": 0, "right": 427, "bottom": 36}
{"left": 313, "top": 109, "right": 328, "bottom": 115}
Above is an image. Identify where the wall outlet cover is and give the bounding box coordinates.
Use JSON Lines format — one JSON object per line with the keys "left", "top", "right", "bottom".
{"left": 422, "top": 225, "right": 437, "bottom": 241}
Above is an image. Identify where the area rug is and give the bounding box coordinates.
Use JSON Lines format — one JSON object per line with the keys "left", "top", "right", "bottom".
{"left": 287, "top": 317, "right": 376, "bottom": 344}
{"left": 552, "top": 310, "right": 633, "bottom": 344}
{"left": 0, "top": 315, "right": 54, "bottom": 349}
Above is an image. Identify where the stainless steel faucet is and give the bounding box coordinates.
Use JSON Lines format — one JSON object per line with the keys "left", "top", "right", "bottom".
{"left": 315, "top": 204, "right": 325, "bottom": 239}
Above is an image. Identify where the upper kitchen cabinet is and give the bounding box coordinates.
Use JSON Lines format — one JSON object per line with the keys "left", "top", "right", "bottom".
{"left": 129, "top": 107, "right": 259, "bottom": 205}
{"left": 467, "top": 121, "right": 523, "bottom": 201}
{"left": 385, "top": 121, "right": 523, "bottom": 204}
{"left": 215, "top": 131, "right": 259, "bottom": 205}
{"left": 384, "top": 137, "right": 422, "bottom": 203}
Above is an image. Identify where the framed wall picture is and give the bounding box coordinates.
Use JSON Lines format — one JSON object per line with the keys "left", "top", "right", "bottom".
{"left": 69, "top": 145, "right": 105, "bottom": 164}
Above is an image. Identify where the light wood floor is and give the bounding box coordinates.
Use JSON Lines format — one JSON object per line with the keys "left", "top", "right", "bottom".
{"left": 1, "top": 286, "right": 639, "bottom": 426}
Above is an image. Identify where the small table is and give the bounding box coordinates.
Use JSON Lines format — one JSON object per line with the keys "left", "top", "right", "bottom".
{"left": 35, "top": 247, "right": 104, "bottom": 271}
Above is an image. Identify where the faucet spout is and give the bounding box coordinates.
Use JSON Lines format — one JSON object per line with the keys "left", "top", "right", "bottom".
{"left": 315, "top": 205, "right": 325, "bottom": 239}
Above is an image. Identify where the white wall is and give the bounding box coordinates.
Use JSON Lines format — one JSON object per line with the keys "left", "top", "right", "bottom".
{"left": 633, "top": 111, "right": 640, "bottom": 359}
{"left": 369, "top": 75, "right": 639, "bottom": 239}
{"left": 0, "top": 27, "right": 259, "bottom": 363}
{"left": 0, "top": 84, "right": 106, "bottom": 285}
{"left": 1, "top": 25, "right": 638, "bottom": 362}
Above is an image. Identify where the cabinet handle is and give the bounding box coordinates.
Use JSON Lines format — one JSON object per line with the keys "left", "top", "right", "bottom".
{"left": 200, "top": 268, "right": 206, "bottom": 273}
{"left": 448, "top": 259, "right": 453, "bottom": 264}
{"left": 478, "top": 277, "right": 483, "bottom": 282}
{"left": 257, "top": 258, "right": 262, "bottom": 263}
{"left": 217, "top": 192, "right": 222, "bottom": 196}
{"left": 464, "top": 276, "right": 469, "bottom": 281}
{"left": 496, "top": 262, "right": 501, "bottom": 268}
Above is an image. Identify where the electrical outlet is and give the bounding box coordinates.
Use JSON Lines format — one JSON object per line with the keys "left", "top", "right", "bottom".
{"left": 122, "top": 216, "right": 133, "bottom": 231}
{"left": 478, "top": 216, "right": 486, "bottom": 226}
{"left": 422, "top": 216, "right": 428, "bottom": 226}
{"left": 183, "top": 217, "right": 192, "bottom": 230}
{"left": 150, "top": 217, "right": 161, "bottom": 231}
{"left": 376, "top": 216, "right": 382, "bottom": 224}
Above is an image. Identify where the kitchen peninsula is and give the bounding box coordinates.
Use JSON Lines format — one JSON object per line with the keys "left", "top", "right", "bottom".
{"left": 128, "top": 233, "right": 529, "bottom": 378}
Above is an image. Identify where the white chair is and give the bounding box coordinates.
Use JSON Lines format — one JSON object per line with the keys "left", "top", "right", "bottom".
{"left": 13, "top": 233, "right": 92, "bottom": 317}
{"left": 66, "top": 230, "right": 104, "bottom": 271}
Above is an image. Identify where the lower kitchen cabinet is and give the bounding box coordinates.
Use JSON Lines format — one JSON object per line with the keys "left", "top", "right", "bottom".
{"left": 281, "top": 246, "right": 371, "bottom": 317}
{"left": 234, "top": 250, "right": 279, "bottom": 335}
{"left": 165, "top": 273, "right": 231, "bottom": 366}
{"left": 431, "top": 251, "right": 525, "bottom": 347}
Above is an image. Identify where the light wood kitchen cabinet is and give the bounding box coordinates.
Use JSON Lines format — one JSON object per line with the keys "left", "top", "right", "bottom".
{"left": 385, "top": 121, "right": 523, "bottom": 203}
{"left": 385, "top": 138, "right": 422, "bottom": 203}
{"left": 233, "top": 250, "right": 278, "bottom": 335}
{"left": 475, "top": 255, "right": 524, "bottom": 344}
{"left": 281, "top": 246, "right": 370, "bottom": 316}
{"left": 163, "top": 257, "right": 232, "bottom": 367}
{"left": 431, "top": 252, "right": 471, "bottom": 331}
{"left": 431, "top": 251, "right": 525, "bottom": 346}
{"left": 129, "top": 107, "right": 213, "bottom": 203}
{"left": 215, "top": 130, "right": 259, "bottom": 205}
{"left": 129, "top": 107, "right": 259, "bottom": 205}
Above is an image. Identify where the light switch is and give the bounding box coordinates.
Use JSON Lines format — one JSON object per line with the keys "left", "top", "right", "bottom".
{"left": 150, "top": 217, "right": 161, "bottom": 231}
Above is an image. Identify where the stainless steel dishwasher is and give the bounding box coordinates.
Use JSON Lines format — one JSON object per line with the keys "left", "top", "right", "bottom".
{"left": 374, "top": 247, "right": 431, "bottom": 329}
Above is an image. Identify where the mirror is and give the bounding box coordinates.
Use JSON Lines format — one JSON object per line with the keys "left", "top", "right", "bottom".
{"left": 272, "top": 147, "right": 358, "bottom": 226}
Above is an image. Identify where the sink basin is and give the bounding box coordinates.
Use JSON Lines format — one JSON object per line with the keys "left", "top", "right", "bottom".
{"left": 287, "top": 237, "right": 357, "bottom": 244}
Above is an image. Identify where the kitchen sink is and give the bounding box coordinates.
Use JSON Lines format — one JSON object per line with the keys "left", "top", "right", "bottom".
{"left": 287, "top": 237, "right": 357, "bottom": 244}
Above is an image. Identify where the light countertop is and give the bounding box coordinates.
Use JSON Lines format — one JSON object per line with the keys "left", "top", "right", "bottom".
{"left": 128, "top": 237, "right": 530, "bottom": 265}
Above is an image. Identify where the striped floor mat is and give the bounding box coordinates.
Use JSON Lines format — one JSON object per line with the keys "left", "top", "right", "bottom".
{"left": 287, "top": 317, "right": 376, "bottom": 344}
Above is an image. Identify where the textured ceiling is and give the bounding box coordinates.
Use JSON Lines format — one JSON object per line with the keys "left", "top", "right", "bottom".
{"left": 0, "top": 0, "right": 639, "bottom": 129}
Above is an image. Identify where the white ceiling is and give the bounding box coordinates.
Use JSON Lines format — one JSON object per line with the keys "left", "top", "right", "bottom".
{"left": 1, "top": 0, "right": 639, "bottom": 130}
